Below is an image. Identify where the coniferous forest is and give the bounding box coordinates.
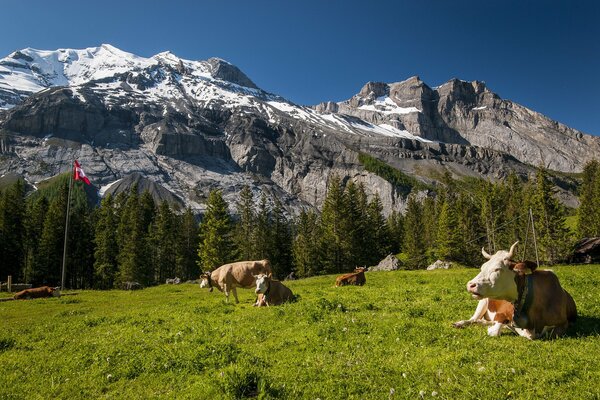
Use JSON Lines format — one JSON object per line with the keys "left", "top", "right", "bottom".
{"left": 0, "top": 162, "right": 593, "bottom": 290}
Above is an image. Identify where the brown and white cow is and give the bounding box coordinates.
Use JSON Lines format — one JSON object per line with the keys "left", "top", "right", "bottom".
{"left": 466, "top": 242, "right": 577, "bottom": 339}
{"left": 199, "top": 259, "right": 272, "bottom": 304}
{"left": 254, "top": 273, "right": 294, "bottom": 306}
{"left": 335, "top": 267, "right": 366, "bottom": 287}
{"left": 453, "top": 298, "right": 514, "bottom": 336}
{"left": 13, "top": 286, "right": 61, "bottom": 300}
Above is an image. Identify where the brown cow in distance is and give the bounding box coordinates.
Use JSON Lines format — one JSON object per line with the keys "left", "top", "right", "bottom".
{"left": 254, "top": 274, "right": 294, "bottom": 306}
{"left": 14, "top": 286, "right": 61, "bottom": 300}
{"left": 335, "top": 267, "right": 366, "bottom": 287}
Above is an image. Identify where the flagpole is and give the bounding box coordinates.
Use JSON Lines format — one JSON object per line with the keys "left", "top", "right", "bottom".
{"left": 61, "top": 163, "right": 74, "bottom": 291}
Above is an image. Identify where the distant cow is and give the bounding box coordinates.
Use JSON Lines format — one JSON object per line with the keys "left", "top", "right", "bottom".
{"left": 335, "top": 267, "right": 366, "bottom": 287}
{"left": 254, "top": 273, "right": 294, "bottom": 306}
{"left": 466, "top": 242, "right": 577, "bottom": 339}
{"left": 453, "top": 298, "right": 515, "bottom": 336}
{"left": 199, "top": 259, "right": 272, "bottom": 304}
{"left": 13, "top": 286, "right": 61, "bottom": 300}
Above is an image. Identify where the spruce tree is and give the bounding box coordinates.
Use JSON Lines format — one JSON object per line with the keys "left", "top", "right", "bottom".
{"left": 386, "top": 210, "right": 404, "bottom": 255}
{"left": 577, "top": 160, "right": 599, "bottom": 238}
{"left": 197, "top": 189, "right": 235, "bottom": 272}
{"left": 36, "top": 182, "right": 68, "bottom": 286}
{"left": 23, "top": 196, "right": 49, "bottom": 283}
{"left": 253, "top": 193, "right": 271, "bottom": 260}
{"left": 234, "top": 185, "right": 256, "bottom": 260}
{"left": 0, "top": 180, "right": 26, "bottom": 280}
{"left": 402, "top": 194, "right": 427, "bottom": 269}
{"left": 365, "top": 193, "right": 390, "bottom": 266}
{"left": 319, "top": 176, "right": 350, "bottom": 274}
{"left": 530, "top": 168, "right": 572, "bottom": 263}
{"left": 93, "top": 194, "right": 119, "bottom": 289}
{"left": 176, "top": 207, "right": 200, "bottom": 280}
{"left": 292, "top": 210, "right": 322, "bottom": 277}
{"left": 269, "top": 196, "right": 293, "bottom": 278}
{"left": 435, "top": 197, "right": 461, "bottom": 261}
{"left": 117, "top": 187, "right": 151, "bottom": 285}
{"left": 149, "top": 201, "right": 177, "bottom": 284}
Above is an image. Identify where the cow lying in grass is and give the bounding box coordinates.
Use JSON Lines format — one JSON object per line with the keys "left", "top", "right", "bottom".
{"left": 253, "top": 273, "right": 294, "bottom": 306}
{"left": 465, "top": 242, "right": 577, "bottom": 339}
{"left": 453, "top": 298, "right": 514, "bottom": 336}
{"left": 200, "top": 259, "right": 272, "bottom": 304}
{"left": 335, "top": 267, "right": 366, "bottom": 287}
{"left": 13, "top": 286, "right": 61, "bottom": 300}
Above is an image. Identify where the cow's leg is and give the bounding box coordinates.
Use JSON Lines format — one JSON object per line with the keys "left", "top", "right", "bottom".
{"left": 453, "top": 299, "right": 489, "bottom": 328}
{"left": 513, "top": 327, "right": 535, "bottom": 340}
{"left": 222, "top": 284, "right": 230, "bottom": 303}
{"left": 231, "top": 287, "right": 240, "bottom": 304}
{"left": 487, "top": 322, "right": 505, "bottom": 337}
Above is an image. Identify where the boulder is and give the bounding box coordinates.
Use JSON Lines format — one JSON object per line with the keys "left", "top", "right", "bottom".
{"left": 427, "top": 260, "right": 452, "bottom": 270}
{"left": 370, "top": 254, "right": 400, "bottom": 271}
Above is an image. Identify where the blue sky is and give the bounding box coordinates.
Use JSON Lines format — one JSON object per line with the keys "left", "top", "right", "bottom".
{"left": 1, "top": 0, "right": 598, "bottom": 134}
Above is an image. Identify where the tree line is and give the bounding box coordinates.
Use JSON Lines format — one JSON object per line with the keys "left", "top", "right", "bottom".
{"left": 0, "top": 163, "right": 585, "bottom": 289}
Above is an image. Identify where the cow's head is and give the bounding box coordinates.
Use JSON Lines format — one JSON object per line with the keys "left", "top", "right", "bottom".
{"left": 254, "top": 273, "right": 271, "bottom": 294}
{"left": 51, "top": 287, "right": 61, "bottom": 297}
{"left": 199, "top": 273, "right": 213, "bottom": 292}
{"left": 354, "top": 267, "right": 366, "bottom": 273}
{"left": 466, "top": 242, "right": 519, "bottom": 302}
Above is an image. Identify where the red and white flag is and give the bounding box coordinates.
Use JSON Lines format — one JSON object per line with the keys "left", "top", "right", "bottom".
{"left": 74, "top": 160, "right": 91, "bottom": 185}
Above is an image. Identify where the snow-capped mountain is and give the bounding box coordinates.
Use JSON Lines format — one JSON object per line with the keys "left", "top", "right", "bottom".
{"left": 0, "top": 44, "right": 596, "bottom": 212}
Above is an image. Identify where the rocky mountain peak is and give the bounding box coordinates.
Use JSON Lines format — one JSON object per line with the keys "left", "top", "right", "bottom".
{"left": 206, "top": 57, "right": 258, "bottom": 89}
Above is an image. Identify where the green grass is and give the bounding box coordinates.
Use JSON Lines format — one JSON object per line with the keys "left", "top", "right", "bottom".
{"left": 1, "top": 266, "right": 600, "bottom": 399}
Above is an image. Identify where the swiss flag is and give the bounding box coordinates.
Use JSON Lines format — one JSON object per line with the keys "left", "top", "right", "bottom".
{"left": 74, "top": 160, "right": 91, "bottom": 185}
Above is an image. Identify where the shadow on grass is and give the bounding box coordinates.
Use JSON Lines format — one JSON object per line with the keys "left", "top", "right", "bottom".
{"left": 566, "top": 315, "right": 600, "bottom": 338}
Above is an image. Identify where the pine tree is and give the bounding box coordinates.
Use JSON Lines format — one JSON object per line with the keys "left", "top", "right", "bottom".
{"left": 66, "top": 186, "right": 95, "bottom": 288}
{"left": 149, "top": 201, "right": 177, "bottom": 284}
{"left": 0, "top": 180, "right": 26, "bottom": 280}
{"left": 93, "top": 194, "right": 119, "bottom": 289}
{"left": 344, "top": 181, "right": 368, "bottom": 267}
{"left": 435, "top": 197, "right": 461, "bottom": 261}
{"left": 365, "top": 193, "right": 390, "bottom": 266}
{"left": 386, "top": 210, "right": 404, "bottom": 255}
{"left": 117, "top": 187, "right": 151, "bottom": 285}
{"left": 529, "top": 168, "right": 572, "bottom": 264}
{"left": 577, "top": 160, "right": 600, "bottom": 238}
{"left": 23, "top": 196, "right": 49, "bottom": 283}
{"left": 253, "top": 193, "right": 271, "bottom": 260}
{"left": 176, "top": 207, "right": 200, "bottom": 280}
{"left": 197, "top": 190, "right": 235, "bottom": 271}
{"left": 234, "top": 185, "right": 256, "bottom": 260}
{"left": 319, "top": 176, "right": 350, "bottom": 274}
{"left": 402, "top": 194, "right": 427, "bottom": 269}
{"left": 269, "top": 196, "right": 293, "bottom": 278}
{"left": 292, "top": 210, "right": 322, "bottom": 277}
{"left": 36, "top": 182, "right": 69, "bottom": 286}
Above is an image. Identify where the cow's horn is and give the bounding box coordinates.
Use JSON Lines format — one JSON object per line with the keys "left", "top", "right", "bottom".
{"left": 507, "top": 241, "right": 519, "bottom": 259}
{"left": 481, "top": 247, "right": 492, "bottom": 260}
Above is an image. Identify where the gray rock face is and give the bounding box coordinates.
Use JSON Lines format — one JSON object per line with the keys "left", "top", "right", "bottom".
{"left": 0, "top": 45, "right": 594, "bottom": 216}
{"left": 370, "top": 254, "right": 400, "bottom": 271}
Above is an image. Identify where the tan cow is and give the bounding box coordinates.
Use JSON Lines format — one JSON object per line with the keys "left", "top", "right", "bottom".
{"left": 466, "top": 242, "right": 577, "bottom": 339}
{"left": 335, "top": 267, "right": 366, "bottom": 287}
{"left": 14, "top": 286, "right": 61, "bottom": 300}
{"left": 199, "top": 259, "right": 272, "bottom": 304}
{"left": 453, "top": 298, "right": 515, "bottom": 336}
{"left": 254, "top": 273, "right": 294, "bottom": 306}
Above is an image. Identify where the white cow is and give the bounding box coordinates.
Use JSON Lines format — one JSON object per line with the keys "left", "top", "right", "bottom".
{"left": 466, "top": 242, "right": 577, "bottom": 339}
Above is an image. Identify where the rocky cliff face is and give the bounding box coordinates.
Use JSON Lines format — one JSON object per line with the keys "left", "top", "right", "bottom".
{"left": 0, "top": 45, "right": 593, "bottom": 214}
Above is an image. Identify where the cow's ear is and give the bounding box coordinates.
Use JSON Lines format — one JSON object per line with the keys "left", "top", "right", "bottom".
{"left": 504, "top": 259, "right": 517, "bottom": 270}
{"left": 267, "top": 273, "right": 272, "bottom": 279}
{"left": 513, "top": 261, "right": 537, "bottom": 275}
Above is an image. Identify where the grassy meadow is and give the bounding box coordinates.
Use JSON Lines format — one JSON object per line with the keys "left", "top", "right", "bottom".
{"left": 1, "top": 266, "right": 600, "bottom": 399}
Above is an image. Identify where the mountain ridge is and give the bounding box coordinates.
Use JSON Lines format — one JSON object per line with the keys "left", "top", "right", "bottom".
{"left": 0, "top": 44, "right": 595, "bottom": 213}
